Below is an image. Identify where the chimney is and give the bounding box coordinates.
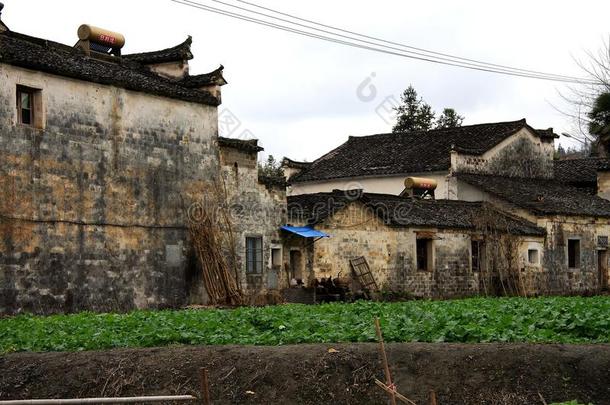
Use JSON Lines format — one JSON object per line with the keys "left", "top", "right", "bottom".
{"left": 401, "top": 177, "right": 437, "bottom": 199}
{"left": 0, "top": 3, "right": 9, "bottom": 32}
{"left": 597, "top": 164, "right": 610, "bottom": 200}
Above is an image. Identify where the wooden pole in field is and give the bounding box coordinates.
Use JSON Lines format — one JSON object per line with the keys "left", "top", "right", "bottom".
{"left": 375, "top": 317, "right": 396, "bottom": 405}
{"left": 200, "top": 368, "right": 210, "bottom": 405}
{"left": 374, "top": 380, "right": 417, "bottom": 405}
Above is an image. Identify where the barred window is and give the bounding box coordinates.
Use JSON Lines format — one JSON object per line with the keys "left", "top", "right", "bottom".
{"left": 471, "top": 240, "right": 482, "bottom": 272}
{"left": 246, "top": 236, "right": 263, "bottom": 274}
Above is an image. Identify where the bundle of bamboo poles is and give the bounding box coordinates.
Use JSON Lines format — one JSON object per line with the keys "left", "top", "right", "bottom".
{"left": 188, "top": 190, "right": 243, "bottom": 306}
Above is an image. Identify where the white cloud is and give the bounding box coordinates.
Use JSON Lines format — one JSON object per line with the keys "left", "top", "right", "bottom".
{"left": 3, "top": 0, "right": 606, "bottom": 159}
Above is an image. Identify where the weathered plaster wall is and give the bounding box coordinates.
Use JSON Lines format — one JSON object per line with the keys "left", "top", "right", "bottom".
{"left": 148, "top": 61, "right": 189, "bottom": 80}
{"left": 0, "top": 64, "right": 218, "bottom": 314}
{"left": 453, "top": 129, "right": 554, "bottom": 178}
{"left": 289, "top": 172, "right": 450, "bottom": 198}
{"left": 308, "top": 202, "right": 480, "bottom": 298}
{"left": 538, "top": 217, "right": 610, "bottom": 294}
{"left": 219, "top": 145, "right": 287, "bottom": 296}
{"left": 597, "top": 170, "right": 610, "bottom": 200}
{"left": 455, "top": 176, "right": 609, "bottom": 294}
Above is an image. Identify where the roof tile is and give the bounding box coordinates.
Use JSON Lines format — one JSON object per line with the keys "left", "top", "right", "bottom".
{"left": 290, "top": 119, "right": 546, "bottom": 183}
{"left": 288, "top": 190, "right": 545, "bottom": 236}
{"left": 0, "top": 31, "right": 219, "bottom": 106}
{"left": 458, "top": 173, "right": 610, "bottom": 217}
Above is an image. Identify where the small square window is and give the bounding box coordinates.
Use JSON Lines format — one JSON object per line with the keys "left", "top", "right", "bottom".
{"left": 527, "top": 249, "right": 539, "bottom": 265}
{"left": 16, "top": 85, "right": 43, "bottom": 128}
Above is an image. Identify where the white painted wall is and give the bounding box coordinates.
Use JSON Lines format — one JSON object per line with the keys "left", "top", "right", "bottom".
{"left": 289, "top": 171, "right": 451, "bottom": 197}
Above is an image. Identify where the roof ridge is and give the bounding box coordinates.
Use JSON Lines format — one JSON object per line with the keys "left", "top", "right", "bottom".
{"left": 555, "top": 157, "right": 607, "bottom": 162}
{"left": 123, "top": 36, "right": 193, "bottom": 63}
{"left": 348, "top": 118, "right": 527, "bottom": 140}
{"left": 0, "top": 30, "right": 220, "bottom": 106}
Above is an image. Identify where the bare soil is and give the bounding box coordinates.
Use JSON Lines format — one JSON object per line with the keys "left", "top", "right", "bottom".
{"left": 0, "top": 343, "right": 608, "bottom": 404}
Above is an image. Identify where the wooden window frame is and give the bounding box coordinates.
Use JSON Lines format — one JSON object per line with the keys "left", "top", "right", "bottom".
{"left": 16, "top": 85, "right": 43, "bottom": 129}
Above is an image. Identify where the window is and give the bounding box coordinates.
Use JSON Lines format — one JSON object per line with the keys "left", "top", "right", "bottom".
{"left": 416, "top": 238, "right": 433, "bottom": 271}
{"left": 471, "top": 240, "right": 482, "bottom": 272}
{"left": 16, "top": 85, "right": 42, "bottom": 128}
{"left": 568, "top": 239, "right": 580, "bottom": 269}
{"left": 246, "top": 236, "right": 263, "bottom": 274}
{"left": 271, "top": 247, "right": 281, "bottom": 269}
{"left": 528, "top": 249, "right": 539, "bottom": 265}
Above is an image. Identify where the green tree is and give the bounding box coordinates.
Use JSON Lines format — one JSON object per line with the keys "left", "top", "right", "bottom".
{"left": 435, "top": 108, "right": 464, "bottom": 129}
{"left": 392, "top": 86, "right": 435, "bottom": 132}
{"left": 258, "top": 155, "right": 284, "bottom": 178}
{"left": 588, "top": 92, "right": 610, "bottom": 137}
{"left": 392, "top": 85, "right": 464, "bottom": 133}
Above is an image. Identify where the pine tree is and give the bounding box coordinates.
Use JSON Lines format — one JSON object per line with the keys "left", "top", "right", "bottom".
{"left": 392, "top": 86, "right": 435, "bottom": 132}
{"left": 392, "top": 85, "right": 464, "bottom": 133}
{"left": 588, "top": 92, "right": 610, "bottom": 137}
{"left": 435, "top": 108, "right": 464, "bottom": 129}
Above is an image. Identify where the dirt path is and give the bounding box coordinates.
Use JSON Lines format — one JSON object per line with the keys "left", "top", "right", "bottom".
{"left": 1, "top": 343, "right": 608, "bottom": 404}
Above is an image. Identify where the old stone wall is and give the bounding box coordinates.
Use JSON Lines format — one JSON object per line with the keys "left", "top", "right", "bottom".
{"left": 310, "top": 202, "right": 480, "bottom": 298}
{"left": 539, "top": 217, "right": 609, "bottom": 294}
{"left": 219, "top": 145, "right": 287, "bottom": 297}
{"left": 0, "top": 64, "right": 218, "bottom": 314}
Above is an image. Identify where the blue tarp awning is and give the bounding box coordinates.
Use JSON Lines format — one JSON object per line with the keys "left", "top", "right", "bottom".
{"left": 280, "top": 225, "right": 330, "bottom": 238}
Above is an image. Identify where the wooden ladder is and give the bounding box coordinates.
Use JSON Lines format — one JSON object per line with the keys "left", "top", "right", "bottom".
{"left": 349, "top": 256, "right": 379, "bottom": 299}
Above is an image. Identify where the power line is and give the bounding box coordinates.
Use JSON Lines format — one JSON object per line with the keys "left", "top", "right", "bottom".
{"left": 173, "top": 0, "right": 590, "bottom": 83}
{"left": 170, "top": 0, "right": 595, "bottom": 84}
{"left": 233, "top": 0, "right": 587, "bottom": 82}
{"left": 205, "top": 0, "right": 583, "bottom": 81}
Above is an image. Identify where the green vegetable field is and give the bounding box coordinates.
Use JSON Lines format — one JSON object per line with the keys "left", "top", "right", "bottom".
{"left": 1, "top": 296, "right": 609, "bottom": 353}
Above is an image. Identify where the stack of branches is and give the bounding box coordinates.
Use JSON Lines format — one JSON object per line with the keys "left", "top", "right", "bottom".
{"left": 188, "top": 180, "right": 243, "bottom": 306}
{"left": 473, "top": 203, "right": 529, "bottom": 297}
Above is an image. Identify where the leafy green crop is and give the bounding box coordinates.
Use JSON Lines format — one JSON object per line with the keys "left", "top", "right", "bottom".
{"left": 0, "top": 296, "right": 608, "bottom": 353}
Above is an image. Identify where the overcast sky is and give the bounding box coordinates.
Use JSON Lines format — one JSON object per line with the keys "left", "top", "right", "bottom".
{"left": 3, "top": 0, "right": 609, "bottom": 161}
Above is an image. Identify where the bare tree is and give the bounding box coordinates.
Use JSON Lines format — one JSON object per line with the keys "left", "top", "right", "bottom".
{"left": 558, "top": 37, "right": 610, "bottom": 145}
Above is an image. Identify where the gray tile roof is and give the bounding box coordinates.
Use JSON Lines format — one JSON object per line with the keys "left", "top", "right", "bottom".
{"left": 123, "top": 36, "right": 193, "bottom": 64}
{"left": 290, "top": 119, "right": 551, "bottom": 183}
{"left": 0, "top": 31, "right": 219, "bottom": 106}
{"left": 458, "top": 173, "right": 610, "bottom": 217}
{"left": 218, "top": 137, "right": 264, "bottom": 153}
{"left": 288, "top": 190, "right": 545, "bottom": 236}
{"left": 179, "top": 65, "right": 227, "bottom": 88}
{"left": 553, "top": 158, "right": 609, "bottom": 191}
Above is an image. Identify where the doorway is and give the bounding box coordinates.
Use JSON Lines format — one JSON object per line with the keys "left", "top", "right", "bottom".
{"left": 598, "top": 250, "right": 608, "bottom": 291}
